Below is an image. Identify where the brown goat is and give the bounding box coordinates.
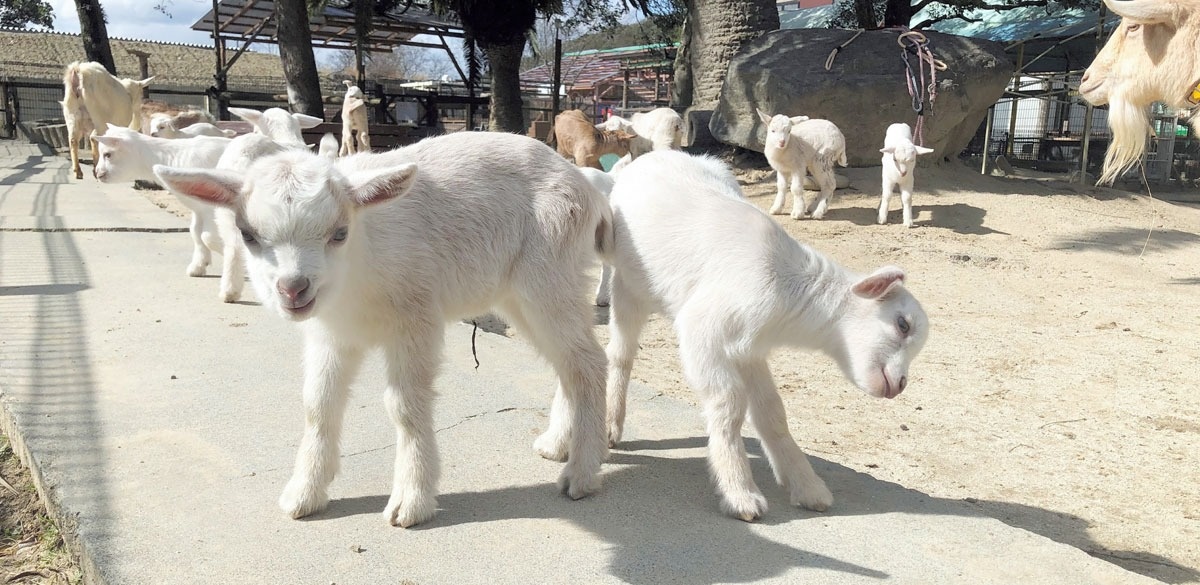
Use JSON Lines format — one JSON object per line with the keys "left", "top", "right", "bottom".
{"left": 553, "top": 109, "right": 633, "bottom": 169}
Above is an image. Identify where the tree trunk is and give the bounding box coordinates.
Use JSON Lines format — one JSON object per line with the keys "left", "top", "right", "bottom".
{"left": 682, "top": 0, "right": 779, "bottom": 110}
{"left": 483, "top": 37, "right": 526, "bottom": 133}
{"left": 854, "top": 0, "right": 879, "bottom": 29}
{"left": 883, "top": 0, "right": 915, "bottom": 28}
{"left": 274, "top": 0, "right": 325, "bottom": 119}
{"left": 74, "top": 0, "right": 115, "bottom": 74}
{"left": 671, "top": 14, "right": 694, "bottom": 109}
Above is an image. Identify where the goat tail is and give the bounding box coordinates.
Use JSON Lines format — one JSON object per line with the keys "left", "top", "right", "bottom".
{"left": 836, "top": 146, "right": 848, "bottom": 167}
{"left": 62, "top": 61, "right": 83, "bottom": 101}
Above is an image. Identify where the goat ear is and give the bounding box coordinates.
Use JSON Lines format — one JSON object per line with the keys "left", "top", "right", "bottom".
{"left": 345, "top": 163, "right": 418, "bottom": 207}
{"left": 137, "top": 76, "right": 155, "bottom": 87}
{"left": 228, "top": 107, "right": 262, "bottom": 125}
{"left": 94, "top": 135, "right": 122, "bottom": 148}
{"left": 756, "top": 108, "right": 772, "bottom": 124}
{"left": 880, "top": 146, "right": 895, "bottom": 155}
{"left": 789, "top": 116, "right": 810, "bottom": 124}
{"left": 852, "top": 266, "right": 906, "bottom": 299}
{"left": 152, "top": 165, "right": 244, "bottom": 207}
{"left": 292, "top": 113, "right": 324, "bottom": 129}
{"left": 916, "top": 145, "right": 935, "bottom": 155}
{"left": 222, "top": 129, "right": 237, "bottom": 138}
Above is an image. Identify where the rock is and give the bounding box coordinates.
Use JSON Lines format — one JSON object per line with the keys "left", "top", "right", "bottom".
{"left": 710, "top": 29, "right": 1014, "bottom": 167}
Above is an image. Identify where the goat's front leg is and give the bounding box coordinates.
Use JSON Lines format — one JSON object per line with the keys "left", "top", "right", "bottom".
{"left": 768, "top": 170, "right": 787, "bottom": 215}
{"left": 900, "top": 183, "right": 915, "bottom": 228}
{"left": 789, "top": 171, "right": 807, "bottom": 220}
{"left": 186, "top": 212, "right": 211, "bottom": 277}
{"left": 381, "top": 326, "right": 444, "bottom": 527}
{"left": 215, "top": 207, "right": 244, "bottom": 302}
{"left": 878, "top": 177, "right": 895, "bottom": 225}
{"left": 279, "top": 333, "right": 365, "bottom": 519}
{"left": 742, "top": 359, "right": 832, "bottom": 512}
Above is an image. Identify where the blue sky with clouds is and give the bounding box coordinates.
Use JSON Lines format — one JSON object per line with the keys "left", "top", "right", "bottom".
{"left": 48, "top": 0, "right": 220, "bottom": 46}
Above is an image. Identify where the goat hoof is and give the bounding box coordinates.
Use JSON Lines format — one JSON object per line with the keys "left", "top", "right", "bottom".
{"left": 722, "top": 490, "right": 768, "bottom": 522}
{"left": 790, "top": 211, "right": 805, "bottom": 220}
{"left": 768, "top": 205, "right": 785, "bottom": 215}
{"left": 558, "top": 466, "right": 601, "bottom": 500}
{"left": 384, "top": 493, "right": 437, "bottom": 528}
{"left": 187, "top": 264, "right": 207, "bottom": 277}
{"left": 221, "top": 287, "right": 242, "bottom": 303}
{"left": 533, "top": 432, "right": 569, "bottom": 462}
{"left": 791, "top": 481, "right": 834, "bottom": 512}
{"left": 278, "top": 478, "right": 328, "bottom": 519}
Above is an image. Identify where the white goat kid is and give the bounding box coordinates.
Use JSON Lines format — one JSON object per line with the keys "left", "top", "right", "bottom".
{"left": 604, "top": 150, "right": 929, "bottom": 521}
{"left": 756, "top": 109, "right": 848, "bottom": 220}
{"left": 148, "top": 113, "right": 236, "bottom": 139}
{"left": 228, "top": 106, "right": 322, "bottom": 148}
{"left": 92, "top": 125, "right": 247, "bottom": 302}
{"left": 596, "top": 108, "right": 684, "bottom": 158}
{"left": 340, "top": 80, "right": 371, "bottom": 156}
{"left": 878, "top": 123, "right": 934, "bottom": 228}
{"left": 577, "top": 167, "right": 617, "bottom": 306}
{"left": 152, "top": 131, "right": 611, "bottom": 528}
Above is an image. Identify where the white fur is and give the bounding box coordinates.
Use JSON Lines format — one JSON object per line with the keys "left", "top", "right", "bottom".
{"left": 603, "top": 150, "right": 929, "bottom": 521}
{"left": 61, "top": 61, "right": 154, "bottom": 180}
{"left": 596, "top": 108, "right": 684, "bottom": 158}
{"left": 756, "top": 108, "right": 848, "bottom": 220}
{"left": 878, "top": 123, "right": 935, "bottom": 228}
{"left": 339, "top": 80, "right": 371, "bottom": 156}
{"left": 91, "top": 125, "right": 251, "bottom": 302}
{"left": 149, "top": 113, "right": 236, "bottom": 139}
{"left": 578, "top": 167, "right": 618, "bottom": 306}
{"left": 152, "top": 131, "right": 612, "bottom": 528}
{"left": 317, "top": 132, "right": 339, "bottom": 159}
{"left": 229, "top": 106, "right": 321, "bottom": 149}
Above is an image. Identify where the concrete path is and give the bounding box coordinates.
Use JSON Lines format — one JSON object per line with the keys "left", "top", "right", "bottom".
{"left": 0, "top": 142, "right": 1165, "bottom": 584}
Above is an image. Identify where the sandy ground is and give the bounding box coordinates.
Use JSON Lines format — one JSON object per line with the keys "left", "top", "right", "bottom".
{"left": 136, "top": 160, "right": 1199, "bottom": 583}
{"left": 580, "top": 161, "right": 1200, "bottom": 585}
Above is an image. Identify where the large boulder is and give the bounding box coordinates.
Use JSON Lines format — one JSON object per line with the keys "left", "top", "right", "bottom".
{"left": 710, "top": 29, "right": 1014, "bottom": 166}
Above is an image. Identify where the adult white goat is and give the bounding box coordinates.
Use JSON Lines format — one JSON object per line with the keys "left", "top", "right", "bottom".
{"left": 1079, "top": 0, "right": 1200, "bottom": 184}
{"left": 61, "top": 61, "right": 154, "bottom": 179}
{"left": 603, "top": 150, "right": 929, "bottom": 521}
{"left": 878, "top": 123, "right": 935, "bottom": 228}
{"left": 340, "top": 80, "right": 371, "bottom": 156}
{"left": 596, "top": 108, "right": 684, "bottom": 157}
{"left": 756, "top": 108, "right": 848, "bottom": 220}
{"left": 152, "top": 131, "right": 611, "bottom": 528}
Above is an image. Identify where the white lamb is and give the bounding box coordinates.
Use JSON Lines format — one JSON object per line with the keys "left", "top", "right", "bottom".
{"left": 148, "top": 113, "right": 236, "bottom": 139}
{"left": 756, "top": 108, "right": 847, "bottom": 220}
{"left": 340, "top": 80, "right": 371, "bottom": 156}
{"left": 228, "top": 106, "right": 322, "bottom": 148}
{"left": 152, "top": 131, "right": 611, "bottom": 528}
{"left": 603, "top": 150, "right": 929, "bottom": 521}
{"left": 596, "top": 107, "right": 684, "bottom": 158}
{"left": 92, "top": 125, "right": 250, "bottom": 302}
{"left": 878, "top": 123, "right": 935, "bottom": 228}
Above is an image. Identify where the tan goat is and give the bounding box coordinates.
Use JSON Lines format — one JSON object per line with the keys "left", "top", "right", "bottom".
{"left": 339, "top": 80, "right": 370, "bottom": 156}
{"left": 552, "top": 109, "right": 633, "bottom": 169}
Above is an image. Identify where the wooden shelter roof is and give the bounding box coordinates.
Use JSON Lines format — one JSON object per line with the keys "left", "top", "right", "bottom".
{"left": 191, "top": 0, "right": 464, "bottom": 53}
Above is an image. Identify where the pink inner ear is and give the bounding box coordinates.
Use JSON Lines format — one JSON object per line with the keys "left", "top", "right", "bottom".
{"left": 853, "top": 271, "right": 905, "bottom": 299}
{"left": 176, "top": 179, "right": 236, "bottom": 205}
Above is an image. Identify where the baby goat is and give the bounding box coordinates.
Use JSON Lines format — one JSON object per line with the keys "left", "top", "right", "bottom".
{"left": 756, "top": 108, "right": 847, "bottom": 220}
{"left": 153, "top": 131, "right": 611, "bottom": 528}
{"left": 604, "top": 150, "right": 929, "bottom": 521}
{"left": 878, "top": 123, "right": 935, "bottom": 228}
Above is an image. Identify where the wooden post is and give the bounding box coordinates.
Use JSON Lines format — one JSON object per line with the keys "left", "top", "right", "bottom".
{"left": 622, "top": 69, "right": 629, "bottom": 109}
{"left": 981, "top": 104, "right": 995, "bottom": 175}
{"left": 551, "top": 37, "right": 562, "bottom": 122}
{"left": 1079, "top": 3, "right": 1107, "bottom": 183}
{"left": 1005, "top": 43, "right": 1025, "bottom": 157}
{"left": 210, "top": 0, "right": 229, "bottom": 120}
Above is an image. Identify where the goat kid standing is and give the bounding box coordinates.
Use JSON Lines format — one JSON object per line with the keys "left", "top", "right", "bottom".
{"left": 878, "top": 123, "right": 934, "bottom": 228}
{"left": 153, "top": 131, "right": 611, "bottom": 528}
{"left": 756, "top": 109, "right": 847, "bottom": 220}
{"left": 604, "top": 150, "right": 929, "bottom": 521}
{"left": 340, "top": 80, "right": 371, "bottom": 156}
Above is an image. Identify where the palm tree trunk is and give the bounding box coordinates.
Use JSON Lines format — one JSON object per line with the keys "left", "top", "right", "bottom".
{"left": 883, "top": 0, "right": 914, "bottom": 27}
{"left": 483, "top": 37, "right": 526, "bottom": 133}
{"left": 74, "top": 0, "right": 116, "bottom": 74}
{"left": 683, "top": 0, "right": 779, "bottom": 109}
{"left": 274, "top": 0, "right": 325, "bottom": 119}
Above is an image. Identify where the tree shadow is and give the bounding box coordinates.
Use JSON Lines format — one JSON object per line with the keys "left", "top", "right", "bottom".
{"left": 1047, "top": 227, "right": 1200, "bottom": 255}
{"left": 313, "top": 436, "right": 1196, "bottom": 584}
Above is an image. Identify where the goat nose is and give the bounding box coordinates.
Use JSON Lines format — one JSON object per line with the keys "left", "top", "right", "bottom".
{"left": 898, "top": 376, "right": 908, "bottom": 392}
{"left": 276, "top": 276, "right": 310, "bottom": 301}
{"left": 1080, "top": 71, "right": 1091, "bottom": 84}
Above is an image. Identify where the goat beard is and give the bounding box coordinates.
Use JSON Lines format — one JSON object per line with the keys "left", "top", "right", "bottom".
{"left": 1099, "top": 96, "right": 1154, "bottom": 185}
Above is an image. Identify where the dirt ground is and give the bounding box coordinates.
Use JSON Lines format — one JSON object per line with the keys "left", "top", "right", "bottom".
{"left": 585, "top": 161, "right": 1200, "bottom": 584}
{"left": 19, "top": 158, "right": 1200, "bottom": 584}
{"left": 0, "top": 433, "right": 80, "bottom": 585}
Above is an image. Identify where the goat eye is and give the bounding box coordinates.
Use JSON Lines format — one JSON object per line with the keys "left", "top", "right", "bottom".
{"left": 331, "top": 226, "right": 349, "bottom": 243}
{"left": 897, "top": 316, "right": 911, "bottom": 335}
{"left": 241, "top": 230, "right": 257, "bottom": 245}
{"left": 1127, "top": 23, "right": 1141, "bottom": 32}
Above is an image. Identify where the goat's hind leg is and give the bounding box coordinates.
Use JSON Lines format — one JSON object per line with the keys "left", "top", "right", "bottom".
{"left": 279, "top": 333, "right": 365, "bottom": 519}
{"left": 505, "top": 293, "right": 607, "bottom": 499}
{"left": 807, "top": 159, "right": 836, "bottom": 220}
{"left": 604, "top": 274, "right": 652, "bottom": 447}
{"left": 742, "top": 359, "right": 832, "bottom": 512}
{"left": 768, "top": 170, "right": 787, "bottom": 215}
{"left": 186, "top": 211, "right": 212, "bottom": 277}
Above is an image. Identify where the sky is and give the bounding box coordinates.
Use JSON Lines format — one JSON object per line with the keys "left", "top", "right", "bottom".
{"left": 48, "top": 0, "right": 221, "bottom": 47}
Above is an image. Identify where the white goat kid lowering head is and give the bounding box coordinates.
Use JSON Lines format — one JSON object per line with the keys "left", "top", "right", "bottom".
{"left": 836, "top": 267, "right": 929, "bottom": 399}
{"left": 229, "top": 107, "right": 323, "bottom": 145}
{"left": 880, "top": 142, "right": 933, "bottom": 178}
{"left": 153, "top": 151, "right": 416, "bottom": 321}
{"left": 1080, "top": 0, "right": 1200, "bottom": 183}
{"left": 756, "top": 108, "right": 809, "bottom": 150}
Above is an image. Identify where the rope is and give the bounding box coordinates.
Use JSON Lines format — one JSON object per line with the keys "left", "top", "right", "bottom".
{"left": 897, "top": 30, "right": 947, "bottom": 147}
{"left": 825, "top": 30, "right": 866, "bottom": 71}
